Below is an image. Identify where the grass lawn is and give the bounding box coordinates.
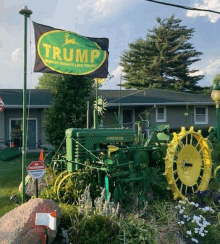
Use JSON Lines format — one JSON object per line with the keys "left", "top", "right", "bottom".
{"left": 0, "top": 153, "right": 42, "bottom": 218}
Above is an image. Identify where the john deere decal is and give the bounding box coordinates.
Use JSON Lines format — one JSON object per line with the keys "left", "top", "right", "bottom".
{"left": 33, "top": 22, "right": 109, "bottom": 78}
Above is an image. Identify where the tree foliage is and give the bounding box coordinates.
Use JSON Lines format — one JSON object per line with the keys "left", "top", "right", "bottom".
{"left": 212, "top": 73, "right": 220, "bottom": 87}
{"left": 37, "top": 74, "right": 94, "bottom": 149}
{"left": 120, "top": 15, "right": 204, "bottom": 91}
{"left": 35, "top": 73, "right": 60, "bottom": 92}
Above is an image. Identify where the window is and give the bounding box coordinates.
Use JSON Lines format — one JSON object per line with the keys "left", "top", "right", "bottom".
{"left": 156, "top": 106, "right": 167, "bottom": 122}
{"left": 194, "top": 107, "right": 208, "bottom": 124}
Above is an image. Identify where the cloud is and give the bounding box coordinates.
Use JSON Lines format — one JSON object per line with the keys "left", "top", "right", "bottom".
{"left": 190, "top": 58, "right": 220, "bottom": 87}
{"left": 186, "top": 0, "right": 220, "bottom": 23}
{"left": 11, "top": 47, "right": 22, "bottom": 62}
{"left": 196, "top": 58, "right": 220, "bottom": 76}
{"left": 101, "top": 65, "right": 124, "bottom": 89}
{"left": 77, "top": 0, "right": 131, "bottom": 17}
{"left": 112, "top": 65, "right": 123, "bottom": 79}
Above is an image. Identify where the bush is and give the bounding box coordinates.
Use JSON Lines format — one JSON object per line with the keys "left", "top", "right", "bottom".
{"left": 79, "top": 214, "right": 119, "bottom": 244}
{"left": 176, "top": 196, "right": 220, "bottom": 244}
{"left": 59, "top": 202, "right": 78, "bottom": 228}
{"left": 68, "top": 186, "right": 120, "bottom": 244}
{"left": 116, "top": 213, "right": 159, "bottom": 244}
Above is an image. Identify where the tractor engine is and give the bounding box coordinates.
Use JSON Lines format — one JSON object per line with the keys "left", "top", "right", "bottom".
{"left": 66, "top": 127, "right": 136, "bottom": 172}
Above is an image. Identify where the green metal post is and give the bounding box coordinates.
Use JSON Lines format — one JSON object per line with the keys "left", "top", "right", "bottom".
{"left": 105, "top": 176, "right": 109, "bottom": 200}
{"left": 216, "top": 104, "right": 220, "bottom": 141}
{"left": 93, "top": 79, "right": 98, "bottom": 129}
{"left": 19, "top": 6, "right": 32, "bottom": 203}
{"left": 118, "top": 75, "right": 121, "bottom": 125}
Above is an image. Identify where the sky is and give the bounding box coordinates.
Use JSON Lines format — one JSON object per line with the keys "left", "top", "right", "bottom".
{"left": 1, "top": 0, "right": 220, "bottom": 90}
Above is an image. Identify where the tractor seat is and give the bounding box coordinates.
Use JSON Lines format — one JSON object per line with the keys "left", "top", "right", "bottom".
{"left": 152, "top": 124, "right": 170, "bottom": 133}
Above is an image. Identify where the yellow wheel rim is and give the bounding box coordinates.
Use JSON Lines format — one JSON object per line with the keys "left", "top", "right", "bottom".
{"left": 57, "top": 172, "right": 76, "bottom": 201}
{"left": 165, "top": 126, "right": 212, "bottom": 200}
{"left": 214, "top": 165, "right": 220, "bottom": 179}
{"left": 53, "top": 170, "right": 68, "bottom": 193}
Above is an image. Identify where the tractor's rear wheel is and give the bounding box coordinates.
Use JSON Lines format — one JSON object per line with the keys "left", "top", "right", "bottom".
{"left": 165, "top": 126, "right": 212, "bottom": 200}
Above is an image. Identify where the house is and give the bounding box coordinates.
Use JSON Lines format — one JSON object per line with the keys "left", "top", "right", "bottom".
{"left": 98, "top": 89, "right": 216, "bottom": 133}
{"left": 0, "top": 89, "right": 52, "bottom": 148}
{"left": 0, "top": 88, "right": 215, "bottom": 148}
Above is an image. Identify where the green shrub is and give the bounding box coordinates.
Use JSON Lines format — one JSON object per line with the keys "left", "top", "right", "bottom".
{"left": 79, "top": 214, "right": 119, "bottom": 244}
{"left": 59, "top": 202, "right": 78, "bottom": 228}
{"left": 211, "top": 141, "right": 220, "bottom": 166}
{"left": 176, "top": 197, "right": 220, "bottom": 244}
{"left": 68, "top": 186, "right": 120, "bottom": 244}
{"left": 115, "top": 213, "right": 158, "bottom": 244}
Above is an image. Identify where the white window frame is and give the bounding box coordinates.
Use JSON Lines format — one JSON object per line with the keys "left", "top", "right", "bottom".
{"left": 9, "top": 118, "right": 38, "bottom": 148}
{"left": 194, "top": 106, "right": 208, "bottom": 125}
{"left": 156, "top": 106, "right": 167, "bottom": 122}
{"left": 121, "top": 108, "right": 135, "bottom": 129}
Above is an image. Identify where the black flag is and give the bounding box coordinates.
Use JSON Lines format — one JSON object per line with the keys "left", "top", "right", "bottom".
{"left": 33, "top": 22, "right": 109, "bottom": 78}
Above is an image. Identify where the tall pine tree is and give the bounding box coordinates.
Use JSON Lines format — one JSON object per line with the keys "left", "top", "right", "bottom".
{"left": 120, "top": 15, "right": 204, "bottom": 91}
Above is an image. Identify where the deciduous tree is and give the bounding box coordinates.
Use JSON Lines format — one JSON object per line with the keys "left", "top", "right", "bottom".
{"left": 36, "top": 74, "right": 94, "bottom": 149}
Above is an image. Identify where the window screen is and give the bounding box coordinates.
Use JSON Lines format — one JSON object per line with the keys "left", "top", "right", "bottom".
{"left": 195, "top": 107, "right": 206, "bottom": 123}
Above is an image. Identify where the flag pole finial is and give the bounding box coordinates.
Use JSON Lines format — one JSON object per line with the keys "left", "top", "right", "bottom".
{"left": 19, "top": 5, "right": 32, "bottom": 17}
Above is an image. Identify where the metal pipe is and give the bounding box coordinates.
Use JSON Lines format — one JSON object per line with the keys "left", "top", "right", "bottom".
{"left": 216, "top": 104, "right": 220, "bottom": 140}
{"left": 93, "top": 79, "right": 98, "bottom": 129}
{"left": 19, "top": 6, "right": 32, "bottom": 203}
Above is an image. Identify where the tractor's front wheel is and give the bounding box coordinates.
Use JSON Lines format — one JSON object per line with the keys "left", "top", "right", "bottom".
{"left": 164, "top": 126, "right": 212, "bottom": 200}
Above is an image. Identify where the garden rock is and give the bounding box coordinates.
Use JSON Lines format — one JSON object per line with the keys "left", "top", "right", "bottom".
{"left": 19, "top": 174, "right": 48, "bottom": 198}
{"left": 0, "top": 198, "right": 61, "bottom": 244}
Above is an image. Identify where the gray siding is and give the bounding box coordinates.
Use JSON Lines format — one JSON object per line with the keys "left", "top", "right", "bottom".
{"left": 166, "top": 105, "right": 215, "bottom": 129}
{"left": 0, "top": 111, "right": 4, "bottom": 140}
{"left": 41, "top": 109, "right": 47, "bottom": 144}
{"left": 102, "top": 108, "right": 118, "bottom": 127}
{"left": 103, "top": 105, "right": 217, "bottom": 131}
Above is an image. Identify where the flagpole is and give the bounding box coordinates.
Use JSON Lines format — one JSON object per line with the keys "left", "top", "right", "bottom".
{"left": 19, "top": 6, "right": 32, "bottom": 204}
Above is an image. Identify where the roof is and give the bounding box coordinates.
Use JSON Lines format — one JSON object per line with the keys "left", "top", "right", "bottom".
{"left": 0, "top": 89, "right": 52, "bottom": 107}
{"left": 0, "top": 88, "right": 214, "bottom": 107}
{"left": 98, "top": 89, "right": 214, "bottom": 106}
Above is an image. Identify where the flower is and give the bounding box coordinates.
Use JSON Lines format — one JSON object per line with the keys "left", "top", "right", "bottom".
{"left": 191, "top": 237, "right": 199, "bottom": 243}
{"left": 187, "top": 230, "right": 192, "bottom": 236}
{"left": 194, "top": 227, "right": 199, "bottom": 233}
{"left": 189, "top": 201, "right": 196, "bottom": 206}
{"left": 200, "top": 233, "right": 205, "bottom": 237}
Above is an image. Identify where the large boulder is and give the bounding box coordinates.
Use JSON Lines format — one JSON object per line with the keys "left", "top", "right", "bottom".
{"left": 19, "top": 175, "right": 49, "bottom": 199}
{"left": 0, "top": 198, "right": 61, "bottom": 244}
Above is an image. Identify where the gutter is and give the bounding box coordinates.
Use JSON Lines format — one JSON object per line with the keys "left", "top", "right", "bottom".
{"left": 4, "top": 105, "right": 51, "bottom": 108}
{"left": 107, "top": 102, "right": 215, "bottom": 107}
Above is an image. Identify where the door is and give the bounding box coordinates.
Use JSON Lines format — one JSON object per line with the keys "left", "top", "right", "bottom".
{"left": 122, "top": 109, "right": 134, "bottom": 128}
{"left": 27, "top": 120, "right": 37, "bottom": 148}
{"left": 10, "top": 119, "right": 37, "bottom": 148}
